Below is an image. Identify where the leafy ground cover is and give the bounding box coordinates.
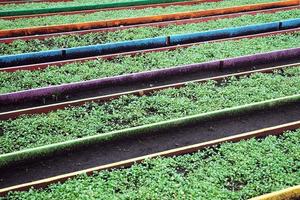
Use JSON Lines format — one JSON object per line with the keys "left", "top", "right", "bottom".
{"left": 1, "top": 8, "right": 299, "bottom": 55}
{"left": 0, "top": 67, "right": 299, "bottom": 154}
{"left": 1, "top": 32, "right": 300, "bottom": 94}
{"left": 0, "top": 0, "right": 143, "bottom": 11}
{"left": 4, "top": 130, "right": 300, "bottom": 200}
{"left": 0, "top": 0, "right": 277, "bottom": 30}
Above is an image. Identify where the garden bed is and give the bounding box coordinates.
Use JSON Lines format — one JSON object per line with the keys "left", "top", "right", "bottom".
{"left": 0, "top": 0, "right": 299, "bottom": 198}
{"left": 0, "top": 104, "right": 299, "bottom": 189}
{"left": 2, "top": 127, "right": 299, "bottom": 199}
{"left": 0, "top": 67, "right": 299, "bottom": 156}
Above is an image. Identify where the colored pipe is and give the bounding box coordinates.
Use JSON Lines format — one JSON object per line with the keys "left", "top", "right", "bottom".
{"left": 0, "top": 47, "right": 299, "bottom": 105}
{"left": 0, "top": 0, "right": 193, "bottom": 17}
{"left": 1, "top": 5, "right": 298, "bottom": 44}
{"left": 0, "top": 18, "right": 299, "bottom": 68}
{"left": 0, "top": 0, "right": 221, "bottom": 20}
{"left": 0, "top": 0, "right": 298, "bottom": 38}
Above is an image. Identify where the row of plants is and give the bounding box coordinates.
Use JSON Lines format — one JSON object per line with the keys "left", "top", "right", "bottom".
{"left": 1, "top": 8, "right": 299, "bottom": 55}
{"left": 4, "top": 129, "right": 300, "bottom": 199}
{"left": 0, "top": 66, "right": 299, "bottom": 154}
{"left": 0, "top": 0, "right": 136, "bottom": 11}
{"left": 0, "top": 0, "right": 278, "bottom": 30}
{"left": 1, "top": 32, "right": 300, "bottom": 94}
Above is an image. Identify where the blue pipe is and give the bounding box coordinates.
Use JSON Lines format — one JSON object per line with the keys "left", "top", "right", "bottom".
{"left": 65, "top": 36, "right": 167, "bottom": 59}
{"left": 0, "top": 18, "right": 299, "bottom": 68}
{"left": 281, "top": 18, "right": 300, "bottom": 29}
{"left": 0, "top": 50, "right": 63, "bottom": 68}
{"left": 169, "top": 21, "right": 279, "bottom": 45}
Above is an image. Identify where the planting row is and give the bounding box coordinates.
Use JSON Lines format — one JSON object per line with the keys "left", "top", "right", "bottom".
{"left": 1, "top": 32, "right": 300, "bottom": 94}
{"left": 1, "top": 8, "right": 300, "bottom": 55}
{"left": 0, "top": 0, "right": 278, "bottom": 30}
{"left": 0, "top": 67, "right": 299, "bottom": 155}
{"left": 4, "top": 129, "right": 300, "bottom": 199}
{"left": 0, "top": 0, "right": 139, "bottom": 11}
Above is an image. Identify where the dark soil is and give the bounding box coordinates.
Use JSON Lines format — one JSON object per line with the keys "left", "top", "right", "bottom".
{"left": 0, "top": 101, "right": 299, "bottom": 188}
{"left": 1, "top": 57, "right": 299, "bottom": 112}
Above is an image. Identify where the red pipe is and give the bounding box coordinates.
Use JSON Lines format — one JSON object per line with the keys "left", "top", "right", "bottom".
{"left": 1, "top": 5, "right": 299, "bottom": 44}
{"left": 1, "top": 27, "right": 299, "bottom": 73}
{"left": 0, "top": 0, "right": 222, "bottom": 20}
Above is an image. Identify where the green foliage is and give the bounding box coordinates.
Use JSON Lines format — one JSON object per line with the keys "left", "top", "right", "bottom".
{"left": 0, "top": 67, "right": 300, "bottom": 154}
{"left": 0, "top": 0, "right": 139, "bottom": 11}
{"left": 4, "top": 130, "right": 300, "bottom": 199}
{"left": 0, "top": 0, "right": 277, "bottom": 30}
{"left": 1, "top": 32, "right": 300, "bottom": 94}
{"left": 1, "top": 8, "right": 300, "bottom": 55}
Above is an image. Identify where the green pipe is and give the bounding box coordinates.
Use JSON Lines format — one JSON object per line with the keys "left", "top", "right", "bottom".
{"left": 0, "top": 0, "right": 190, "bottom": 17}
{"left": 0, "top": 94, "right": 299, "bottom": 168}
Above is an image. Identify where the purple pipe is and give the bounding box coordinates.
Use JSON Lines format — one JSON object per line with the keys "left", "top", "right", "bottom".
{"left": 1, "top": 47, "right": 300, "bottom": 104}
{"left": 223, "top": 47, "right": 300, "bottom": 68}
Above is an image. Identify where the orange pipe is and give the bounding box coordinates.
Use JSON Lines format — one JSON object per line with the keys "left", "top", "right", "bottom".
{"left": 0, "top": 0, "right": 298, "bottom": 38}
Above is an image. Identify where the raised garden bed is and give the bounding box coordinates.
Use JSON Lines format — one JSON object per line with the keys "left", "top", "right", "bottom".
{"left": 0, "top": 67, "right": 299, "bottom": 155}
{"left": 1, "top": 1, "right": 299, "bottom": 197}
{"left": 3, "top": 129, "right": 299, "bottom": 199}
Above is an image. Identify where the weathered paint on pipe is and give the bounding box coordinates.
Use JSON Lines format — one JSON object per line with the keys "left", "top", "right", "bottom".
{"left": 0, "top": 0, "right": 194, "bottom": 17}
{"left": 0, "top": 121, "right": 299, "bottom": 196}
{"left": 0, "top": 47, "right": 299, "bottom": 105}
{"left": 1, "top": 27, "right": 299, "bottom": 72}
{"left": 0, "top": 0, "right": 298, "bottom": 38}
{"left": 0, "top": 0, "right": 221, "bottom": 20}
{"left": 1, "top": 5, "right": 298, "bottom": 44}
{"left": 1, "top": 18, "right": 299, "bottom": 68}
